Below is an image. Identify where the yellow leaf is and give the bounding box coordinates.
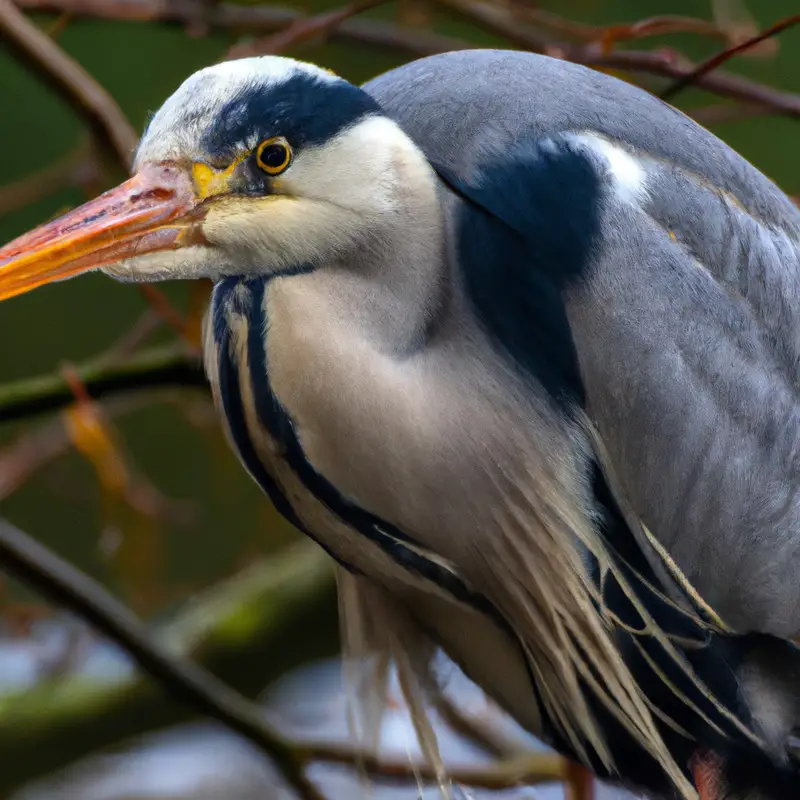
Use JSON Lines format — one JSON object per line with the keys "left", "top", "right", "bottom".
{"left": 64, "top": 403, "right": 129, "bottom": 496}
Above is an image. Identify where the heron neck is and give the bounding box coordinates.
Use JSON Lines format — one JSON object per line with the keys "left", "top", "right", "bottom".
{"left": 327, "top": 196, "right": 447, "bottom": 355}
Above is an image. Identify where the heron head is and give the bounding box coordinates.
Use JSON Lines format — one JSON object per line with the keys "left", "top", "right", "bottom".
{"left": 0, "top": 56, "right": 436, "bottom": 300}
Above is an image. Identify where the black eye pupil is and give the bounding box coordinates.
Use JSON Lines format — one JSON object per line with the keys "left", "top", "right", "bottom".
{"left": 261, "top": 144, "right": 287, "bottom": 168}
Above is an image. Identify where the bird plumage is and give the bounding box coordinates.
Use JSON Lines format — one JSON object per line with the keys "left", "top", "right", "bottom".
{"left": 197, "top": 53, "right": 800, "bottom": 797}
{"left": 2, "top": 48, "right": 800, "bottom": 800}
{"left": 365, "top": 50, "right": 800, "bottom": 638}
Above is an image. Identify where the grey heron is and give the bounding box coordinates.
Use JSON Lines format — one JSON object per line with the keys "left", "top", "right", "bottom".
{"left": 1, "top": 49, "right": 800, "bottom": 800}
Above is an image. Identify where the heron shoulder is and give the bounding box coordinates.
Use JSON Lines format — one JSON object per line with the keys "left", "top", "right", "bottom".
{"left": 365, "top": 49, "right": 800, "bottom": 236}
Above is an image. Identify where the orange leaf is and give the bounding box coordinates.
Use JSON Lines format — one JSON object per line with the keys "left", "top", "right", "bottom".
{"left": 61, "top": 364, "right": 129, "bottom": 497}
{"left": 64, "top": 403, "right": 129, "bottom": 495}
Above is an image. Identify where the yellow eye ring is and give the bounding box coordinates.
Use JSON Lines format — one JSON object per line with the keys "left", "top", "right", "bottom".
{"left": 256, "top": 137, "right": 292, "bottom": 175}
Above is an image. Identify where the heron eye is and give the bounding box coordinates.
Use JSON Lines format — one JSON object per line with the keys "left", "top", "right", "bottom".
{"left": 256, "top": 138, "right": 292, "bottom": 175}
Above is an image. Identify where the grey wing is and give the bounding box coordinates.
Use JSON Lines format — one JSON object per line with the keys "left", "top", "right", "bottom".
{"left": 564, "top": 142, "right": 800, "bottom": 639}
{"left": 364, "top": 48, "right": 800, "bottom": 639}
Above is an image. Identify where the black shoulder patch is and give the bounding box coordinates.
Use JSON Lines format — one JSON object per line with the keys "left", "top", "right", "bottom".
{"left": 201, "top": 73, "right": 383, "bottom": 162}
{"left": 436, "top": 136, "right": 602, "bottom": 411}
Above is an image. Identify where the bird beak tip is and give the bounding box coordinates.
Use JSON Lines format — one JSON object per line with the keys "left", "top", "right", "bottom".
{"left": 0, "top": 162, "right": 200, "bottom": 302}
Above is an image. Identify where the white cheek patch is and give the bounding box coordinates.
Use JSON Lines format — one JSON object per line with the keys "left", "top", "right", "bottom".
{"left": 201, "top": 195, "right": 366, "bottom": 272}
{"left": 282, "top": 115, "right": 430, "bottom": 215}
{"left": 104, "top": 246, "right": 237, "bottom": 283}
{"left": 574, "top": 132, "right": 649, "bottom": 206}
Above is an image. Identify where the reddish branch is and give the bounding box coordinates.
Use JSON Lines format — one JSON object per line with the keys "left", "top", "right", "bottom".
{"left": 436, "top": 0, "right": 800, "bottom": 118}
{"left": 0, "top": 0, "right": 138, "bottom": 170}
{"left": 225, "top": 0, "right": 395, "bottom": 59}
{"left": 661, "top": 14, "right": 800, "bottom": 101}
{"left": 2, "top": 397, "right": 130, "bottom": 500}
{"left": 506, "top": 9, "right": 731, "bottom": 46}
{"left": 137, "top": 285, "right": 202, "bottom": 353}
{"left": 14, "top": 0, "right": 467, "bottom": 55}
{"left": 580, "top": 48, "right": 800, "bottom": 114}
{"left": 13, "top": 0, "right": 800, "bottom": 121}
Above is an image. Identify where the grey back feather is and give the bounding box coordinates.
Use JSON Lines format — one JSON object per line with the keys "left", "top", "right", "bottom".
{"left": 364, "top": 49, "right": 800, "bottom": 639}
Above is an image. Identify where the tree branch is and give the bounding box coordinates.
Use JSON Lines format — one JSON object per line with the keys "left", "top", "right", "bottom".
{"left": 0, "top": 519, "right": 569, "bottom": 796}
{"left": 0, "top": 390, "right": 182, "bottom": 499}
{"left": 14, "top": 0, "right": 800, "bottom": 120}
{"left": 0, "top": 0, "right": 139, "bottom": 170}
{"left": 0, "top": 344, "right": 207, "bottom": 424}
{"left": 435, "top": 0, "right": 800, "bottom": 118}
{"left": 304, "top": 743, "right": 570, "bottom": 788}
{"left": 660, "top": 13, "right": 800, "bottom": 102}
{"left": 225, "top": 0, "right": 396, "bottom": 60}
{"left": 505, "top": 9, "right": 731, "bottom": 45}
{"left": 0, "top": 523, "right": 334, "bottom": 799}
{"left": 13, "top": 0, "right": 470, "bottom": 56}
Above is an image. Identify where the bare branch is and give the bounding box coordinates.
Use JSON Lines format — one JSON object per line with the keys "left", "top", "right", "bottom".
{"left": 507, "top": 8, "right": 730, "bottom": 45}
{"left": 660, "top": 14, "right": 800, "bottom": 101}
{"left": 0, "top": 0, "right": 138, "bottom": 170}
{"left": 14, "top": 0, "right": 470, "bottom": 56}
{"left": 303, "top": 741, "right": 569, "bottom": 788}
{"left": 136, "top": 285, "right": 203, "bottom": 353}
{"left": 0, "top": 519, "right": 326, "bottom": 800}
{"left": 0, "top": 517, "right": 570, "bottom": 795}
{"left": 0, "top": 138, "right": 101, "bottom": 216}
{"left": 432, "top": 691, "right": 531, "bottom": 760}
{"left": 10, "top": 0, "right": 800, "bottom": 121}
{"left": 0, "top": 539, "right": 338, "bottom": 794}
{"left": 435, "top": 0, "right": 800, "bottom": 118}
{"left": 225, "top": 0, "right": 395, "bottom": 60}
{"left": 711, "top": 0, "right": 776, "bottom": 56}
{"left": 0, "top": 343, "right": 206, "bottom": 424}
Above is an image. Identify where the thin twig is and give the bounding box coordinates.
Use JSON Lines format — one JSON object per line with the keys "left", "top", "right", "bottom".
{"left": 507, "top": 8, "right": 729, "bottom": 45}
{"left": 11, "top": 0, "right": 800, "bottom": 122}
{"left": 711, "top": 0, "right": 775, "bottom": 56}
{"left": 660, "top": 14, "right": 800, "bottom": 101}
{"left": 0, "top": 518, "right": 325, "bottom": 800}
{"left": 0, "top": 515, "right": 568, "bottom": 794}
{"left": 0, "top": 138, "right": 101, "bottom": 216}
{"left": 302, "top": 741, "right": 569, "bottom": 788}
{"left": 136, "top": 285, "right": 202, "bottom": 353}
{"left": 0, "top": 344, "right": 206, "bottom": 423}
{"left": 0, "top": 542, "right": 337, "bottom": 794}
{"left": 582, "top": 48, "right": 800, "bottom": 115}
{"left": 434, "top": 0, "right": 800, "bottom": 118}
{"left": 226, "top": 0, "right": 394, "bottom": 60}
{"left": 14, "top": 0, "right": 470, "bottom": 55}
{"left": 0, "top": 0, "right": 138, "bottom": 169}
{"left": 432, "top": 691, "right": 530, "bottom": 759}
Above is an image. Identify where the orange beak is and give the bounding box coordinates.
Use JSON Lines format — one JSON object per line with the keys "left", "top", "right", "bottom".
{"left": 0, "top": 162, "right": 202, "bottom": 302}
